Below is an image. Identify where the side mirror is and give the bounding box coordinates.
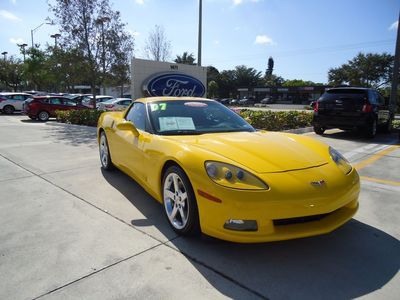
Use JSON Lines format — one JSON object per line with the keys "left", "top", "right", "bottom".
{"left": 116, "top": 121, "right": 140, "bottom": 136}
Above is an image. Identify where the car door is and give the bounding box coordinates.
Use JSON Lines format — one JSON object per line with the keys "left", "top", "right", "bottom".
{"left": 9, "top": 94, "right": 25, "bottom": 110}
{"left": 113, "top": 102, "right": 150, "bottom": 181}
{"left": 48, "top": 97, "right": 65, "bottom": 116}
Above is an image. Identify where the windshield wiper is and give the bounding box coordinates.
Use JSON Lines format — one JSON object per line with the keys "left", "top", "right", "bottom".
{"left": 160, "top": 130, "right": 204, "bottom": 135}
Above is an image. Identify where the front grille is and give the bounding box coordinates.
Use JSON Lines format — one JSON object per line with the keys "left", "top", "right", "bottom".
{"left": 273, "top": 212, "right": 332, "bottom": 226}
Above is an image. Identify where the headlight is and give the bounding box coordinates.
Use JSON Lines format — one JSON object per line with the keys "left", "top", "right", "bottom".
{"left": 205, "top": 161, "right": 269, "bottom": 190}
{"left": 329, "top": 147, "right": 352, "bottom": 175}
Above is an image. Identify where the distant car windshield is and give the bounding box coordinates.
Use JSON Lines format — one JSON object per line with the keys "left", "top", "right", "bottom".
{"left": 319, "top": 89, "right": 367, "bottom": 101}
{"left": 147, "top": 100, "right": 255, "bottom": 135}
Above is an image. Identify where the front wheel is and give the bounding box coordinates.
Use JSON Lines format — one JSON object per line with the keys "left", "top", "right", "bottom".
{"left": 99, "top": 131, "right": 114, "bottom": 170}
{"left": 365, "top": 119, "right": 377, "bottom": 138}
{"left": 162, "top": 165, "right": 200, "bottom": 236}
{"left": 38, "top": 111, "right": 49, "bottom": 122}
{"left": 313, "top": 124, "right": 325, "bottom": 135}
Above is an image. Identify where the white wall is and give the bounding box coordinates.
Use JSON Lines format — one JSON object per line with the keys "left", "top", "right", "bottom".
{"left": 131, "top": 58, "right": 207, "bottom": 100}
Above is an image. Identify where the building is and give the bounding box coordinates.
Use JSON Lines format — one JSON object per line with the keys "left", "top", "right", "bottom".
{"left": 238, "top": 85, "right": 331, "bottom": 104}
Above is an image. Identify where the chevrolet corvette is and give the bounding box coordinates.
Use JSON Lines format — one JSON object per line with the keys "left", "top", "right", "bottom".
{"left": 97, "top": 97, "right": 359, "bottom": 243}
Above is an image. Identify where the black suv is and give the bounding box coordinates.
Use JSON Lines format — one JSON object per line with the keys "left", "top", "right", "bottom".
{"left": 312, "top": 87, "right": 394, "bottom": 138}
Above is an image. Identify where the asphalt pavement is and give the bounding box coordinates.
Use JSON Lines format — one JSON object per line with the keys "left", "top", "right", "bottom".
{"left": 0, "top": 115, "right": 399, "bottom": 300}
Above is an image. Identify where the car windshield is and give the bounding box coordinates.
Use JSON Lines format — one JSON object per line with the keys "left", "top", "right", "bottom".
{"left": 147, "top": 100, "right": 255, "bottom": 135}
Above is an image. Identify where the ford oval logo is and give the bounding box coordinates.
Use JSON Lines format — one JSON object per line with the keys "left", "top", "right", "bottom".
{"left": 145, "top": 73, "right": 205, "bottom": 97}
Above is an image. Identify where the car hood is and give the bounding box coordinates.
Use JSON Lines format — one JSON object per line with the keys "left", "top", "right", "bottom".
{"left": 166, "top": 131, "right": 328, "bottom": 173}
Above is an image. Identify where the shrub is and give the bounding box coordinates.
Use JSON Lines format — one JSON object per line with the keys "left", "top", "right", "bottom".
{"left": 55, "top": 109, "right": 103, "bottom": 127}
{"left": 239, "top": 109, "right": 313, "bottom": 131}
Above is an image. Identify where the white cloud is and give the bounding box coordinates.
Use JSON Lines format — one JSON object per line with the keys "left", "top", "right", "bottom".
{"left": 214, "top": 40, "right": 220, "bottom": 45}
{"left": 135, "top": 0, "right": 145, "bottom": 4}
{"left": 0, "top": 10, "right": 21, "bottom": 22}
{"left": 232, "top": 0, "right": 260, "bottom": 5}
{"left": 254, "top": 35, "right": 275, "bottom": 45}
{"left": 389, "top": 21, "right": 398, "bottom": 31}
{"left": 128, "top": 29, "right": 140, "bottom": 37}
{"left": 10, "top": 0, "right": 17, "bottom": 4}
{"left": 9, "top": 37, "right": 24, "bottom": 44}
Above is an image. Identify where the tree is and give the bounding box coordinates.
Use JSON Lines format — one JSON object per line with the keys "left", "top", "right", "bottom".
{"left": 206, "top": 66, "right": 219, "bottom": 85}
{"left": 144, "top": 25, "right": 171, "bottom": 62}
{"left": 282, "top": 79, "right": 324, "bottom": 87}
{"left": 234, "top": 65, "right": 263, "bottom": 87}
{"left": 0, "top": 56, "right": 24, "bottom": 91}
{"left": 174, "top": 52, "right": 195, "bottom": 65}
{"left": 23, "top": 47, "right": 51, "bottom": 90}
{"left": 328, "top": 52, "right": 394, "bottom": 88}
{"left": 50, "top": 0, "right": 134, "bottom": 104}
{"left": 207, "top": 80, "right": 219, "bottom": 98}
{"left": 266, "top": 56, "right": 274, "bottom": 77}
{"left": 216, "top": 70, "right": 236, "bottom": 98}
{"left": 264, "top": 74, "right": 285, "bottom": 86}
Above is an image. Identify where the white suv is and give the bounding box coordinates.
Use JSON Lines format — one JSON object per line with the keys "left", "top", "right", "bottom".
{"left": 0, "top": 93, "right": 32, "bottom": 114}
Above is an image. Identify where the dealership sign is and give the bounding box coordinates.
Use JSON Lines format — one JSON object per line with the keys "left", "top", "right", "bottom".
{"left": 144, "top": 73, "right": 205, "bottom": 97}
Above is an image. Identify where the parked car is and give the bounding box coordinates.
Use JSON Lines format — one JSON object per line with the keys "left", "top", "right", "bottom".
{"left": 23, "top": 96, "right": 88, "bottom": 121}
{"left": 230, "top": 99, "right": 239, "bottom": 105}
{"left": 0, "top": 93, "right": 33, "bottom": 114}
{"left": 239, "top": 97, "right": 255, "bottom": 106}
{"left": 220, "top": 98, "right": 233, "bottom": 105}
{"left": 312, "top": 87, "right": 394, "bottom": 138}
{"left": 98, "top": 97, "right": 360, "bottom": 242}
{"left": 82, "top": 95, "right": 114, "bottom": 108}
{"left": 260, "top": 97, "right": 275, "bottom": 104}
{"left": 97, "top": 98, "right": 133, "bottom": 111}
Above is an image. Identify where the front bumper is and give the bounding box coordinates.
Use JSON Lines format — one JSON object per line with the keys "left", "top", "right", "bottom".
{"left": 192, "top": 163, "right": 360, "bottom": 243}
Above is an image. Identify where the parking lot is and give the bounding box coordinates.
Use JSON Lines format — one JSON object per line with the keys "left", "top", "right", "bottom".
{"left": 0, "top": 114, "right": 399, "bottom": 300}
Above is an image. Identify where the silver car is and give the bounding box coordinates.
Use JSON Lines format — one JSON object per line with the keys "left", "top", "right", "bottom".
{"left": 0, "top": 93, "right": 32, "bottom": 114}
{"left": 97, "top": 98, "right": 132, "bottom": 111}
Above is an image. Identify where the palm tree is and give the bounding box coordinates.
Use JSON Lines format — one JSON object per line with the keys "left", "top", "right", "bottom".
{"left": 174, "top": 52, "right": 196, "bottom": 65}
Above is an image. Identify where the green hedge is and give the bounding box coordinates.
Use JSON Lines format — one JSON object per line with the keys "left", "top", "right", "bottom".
{"left": 239, "top": 109, "right": 313, "bottom": 131}
{"left": 55, "top": 108, "right": 313, "bottom": 130}
{"left": 55, "top": 109, "right": 103, "bottom": 127}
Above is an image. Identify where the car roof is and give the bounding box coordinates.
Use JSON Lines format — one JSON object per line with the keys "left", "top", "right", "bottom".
{"left": 135, "top": 97, "right": 214, "bottom": 104}
{"left": 328, "top": 87, "right": 371, "bottom": 91}
{"left": 0, "top": 92, "right": 31, "bottom": 95}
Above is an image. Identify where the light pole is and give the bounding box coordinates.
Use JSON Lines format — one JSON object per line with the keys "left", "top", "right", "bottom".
{"left": 50, "top": 33, "right": 61, "bottom": 47}
{"left": 1, "top": 51, "right": 8, "bottom": 60}
{"left": 390, "top": 12, "right": 400, "bottom": 114}
{"left": 96, "top": 16, "right": 110, "bottom": 94}
{"left": 31, "top": 21, "right": 53, "bottom": 48}
{"left": 197, "top": 0, "right": 202, "bottom": 66}
{"left": 17, "top": 43, "right": 28, "bottom": 62}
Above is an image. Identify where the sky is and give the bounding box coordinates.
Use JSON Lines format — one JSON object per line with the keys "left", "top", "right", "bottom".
{"left": 0, "top": 0, "right": 399, "bottom": 84}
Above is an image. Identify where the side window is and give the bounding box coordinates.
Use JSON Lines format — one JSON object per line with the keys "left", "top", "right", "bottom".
{"left": 50, "top": 98, "right": 62, "bottom": 105}
{"left": 63, "top": 99, "right": 77, "bottom": 106}
{"left": 126, "top": 103, "right": 146, "bottom": 131}
{"left": 13, "top": 95, "right": 24, "bottom": 101}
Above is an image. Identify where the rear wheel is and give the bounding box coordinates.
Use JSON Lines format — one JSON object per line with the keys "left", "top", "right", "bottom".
{"left": 3, "top": 105, "right": 15, "bottom": 114}
{"left": 38, "top": 111, "right": 49, "bottom": 122}
{"left": 162, "top": 165, "right": 200, "bottom": 236}
{"left": 365, "top": 119, "right": 377, "bottom": 138}
{"left": 313, "top": 124, "right": 325, "bottom": 135}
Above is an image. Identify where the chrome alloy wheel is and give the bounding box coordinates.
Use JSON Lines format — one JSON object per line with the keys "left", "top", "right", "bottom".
{"left": 163, "top": 173, "right": 189, "bottom": 230}
{"left": 99, "top": 133, "right": 109, "bottom": 168}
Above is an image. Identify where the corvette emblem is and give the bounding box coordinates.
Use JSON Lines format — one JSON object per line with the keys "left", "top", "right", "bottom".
{"left": 310, "top": 180, "right": 326, "bottom": 186}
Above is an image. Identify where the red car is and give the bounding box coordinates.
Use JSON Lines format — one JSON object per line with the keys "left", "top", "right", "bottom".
{"left": 23, "top": 96, "right": 88, "bottom": 121}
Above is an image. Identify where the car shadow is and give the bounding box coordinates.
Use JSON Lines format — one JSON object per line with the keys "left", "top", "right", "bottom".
{"left": 41, "top": 122, "right": 98, "bottom": 148}
{"left": 101, "top": 167, "right": 400, "bottom": 300}
{"left": 317, "top": 129, "right": 399, "bottom": 145}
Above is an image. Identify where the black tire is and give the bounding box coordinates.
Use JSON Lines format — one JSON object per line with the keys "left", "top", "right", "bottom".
{"left": 37, "top": 111, "right": 50, "bottom": 122}
{"left": 162, "top": 165, "right": 200, "bottom": 236}
{"left": 381, "top": 117, "right": 393, "bottom": 133}
{"left": 313, "top": 124, "right": 325, "bottom": 135}
{"left": 99, "top": 131, "right": 114, "bottom": 170}
{"left": 3, "top": 105, "right": 15, "bottom": 114}
{"left": 365, "top": 118, "right": 377, "bottom": 138}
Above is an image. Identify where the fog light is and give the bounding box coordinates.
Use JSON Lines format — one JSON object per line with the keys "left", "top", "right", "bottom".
{"left": 225, "top": 170, "right": 233, "bottom": 180}
{"left": 223, "top": 219, "right": 258, "bottom": 231}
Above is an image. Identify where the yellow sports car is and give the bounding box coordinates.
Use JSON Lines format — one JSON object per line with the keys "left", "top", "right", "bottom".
{"left": 97, "top": 97, "right": 359, "bottom": 243}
